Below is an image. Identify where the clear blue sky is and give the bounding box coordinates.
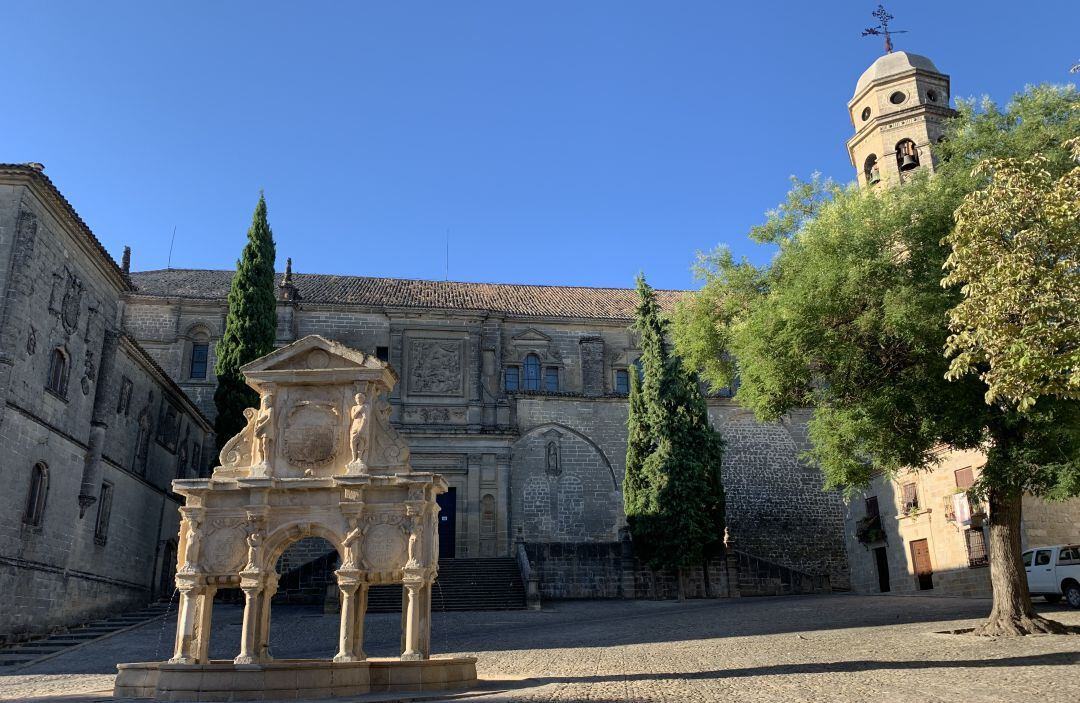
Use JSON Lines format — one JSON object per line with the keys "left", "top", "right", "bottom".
{"left": 4, "top": 2, "right": 1077, "bottom": 290}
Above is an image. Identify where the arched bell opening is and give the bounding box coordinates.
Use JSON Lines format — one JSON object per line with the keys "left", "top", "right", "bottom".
{"left": 864, "top": 154, "right": 881, "bottom": 185}
{"left": 895, "top": 139, "right": 920, "bottom": 172}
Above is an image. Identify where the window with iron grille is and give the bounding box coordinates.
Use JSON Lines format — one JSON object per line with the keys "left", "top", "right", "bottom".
{"left": 189, "top": 342, "right": 209, "bottom": 380}
{"left": 544, "top": 367, "right": 559, "bottom": 392}
{"left": 523, "top": 354, "right": 541, "bottom": 391}
{"left": 614, "top": 369, "right": 630, "bottom": 394}
{"left": 965, "top": 528, "right": 988, "bottom": 568}
{"left": 504, "top": 366, "right": 519, "bottom": 391}
{"left": 901, "top": 482, "right": 919, "bottom": 512}
{"left": 94, "top": 481, "right": 113, "bottom": 546}
{"left": 23, "top": 463, "right": 49, "bottom": 527}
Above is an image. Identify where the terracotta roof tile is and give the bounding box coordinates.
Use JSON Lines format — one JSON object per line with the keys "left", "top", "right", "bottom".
{"left": 128, "top": 269, "right": 685, "bottom": 321}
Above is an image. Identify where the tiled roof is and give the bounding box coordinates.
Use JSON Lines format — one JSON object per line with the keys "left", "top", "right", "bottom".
{"left": 0, "top": 164, "right": 131, "bottom": 290}
{"left": 128, "top": 269, "right": 685, "bottom": 321}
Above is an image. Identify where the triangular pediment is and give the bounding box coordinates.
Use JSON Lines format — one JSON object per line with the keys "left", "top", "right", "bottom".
{"left": 242, "top": 335, "right": 379, "bottom": 373}
{"left": 511, "top": 328, "right": 552, "bottom": 343}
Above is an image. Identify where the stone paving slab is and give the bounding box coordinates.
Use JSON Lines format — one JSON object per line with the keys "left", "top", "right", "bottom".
{"left": 1, "top": 595, "right": 1078, "bottom": 702}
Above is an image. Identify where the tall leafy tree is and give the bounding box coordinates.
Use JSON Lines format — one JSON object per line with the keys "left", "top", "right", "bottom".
{"left": 943, "top": 140, "right": 1080, "bottom": 411}
{"left": 214, "top": 193, "right": 277, "bottom": 451}
{"left": 673, "top": 85, "right": 1080, "bottom": 635}
{"left": 624, "top": 275, "right": 725, "bottom": 597}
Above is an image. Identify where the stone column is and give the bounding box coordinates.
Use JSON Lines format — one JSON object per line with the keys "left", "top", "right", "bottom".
{"left": 234, "top": 582, "right": 263, "bottom": 664}
{"left": 193, "top": 585, "right": 217, "bottom": 663}
{"left": 170, "top": 583, "right": 202, "bottom": 664}
{"left": 334, "top": 579, "right": 365, "bottom": 662}
{"left": 418, "top": 581, "right": 433, "bottom": 658}
{"left": 400, "top": 580, "right": 423, "bottom": 660}
{"left": 466, "top": 453, "right": 482, "bottom": 557}
{"left": 255, "top": 574, "right": 278, "bottom": 661}
{"left": 495, "top": 457, "right": 510, "bottom": 556}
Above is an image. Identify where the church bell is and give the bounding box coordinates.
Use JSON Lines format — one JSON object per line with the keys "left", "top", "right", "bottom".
{"left": 868, "top": 167, "right": 881, "bottom": 185}
{"left": 899, "top": 153, "right": 919, "bottom": 171}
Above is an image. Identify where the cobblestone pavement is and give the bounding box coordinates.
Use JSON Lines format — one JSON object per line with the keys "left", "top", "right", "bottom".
{"left": 2, "top": 594, "right": 1078, "bottom": 702}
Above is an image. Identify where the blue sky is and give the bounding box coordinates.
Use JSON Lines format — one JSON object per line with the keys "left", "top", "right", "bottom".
{"left": 4, "top": 2, "right": 1077, "bottom": 291}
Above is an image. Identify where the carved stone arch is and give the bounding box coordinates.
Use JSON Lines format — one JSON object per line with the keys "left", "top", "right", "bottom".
{"left": 516, "top": 422, "right": 618, "bottom": 489}
{"left": 181, "top": 319, "right": 216, "bottom": 341}
{"left": 262, "top": 521, "right": 344, "bottom": 574}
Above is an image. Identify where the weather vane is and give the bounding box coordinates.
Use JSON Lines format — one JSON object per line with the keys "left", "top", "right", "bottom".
{"left": 862, "top": 4, "right": 908, "bottom": 54}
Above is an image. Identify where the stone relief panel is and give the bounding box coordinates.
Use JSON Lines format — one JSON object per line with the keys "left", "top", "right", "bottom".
{"left": 401, "top": 405, "right": 467, "bottom": 425}
{"left": 408, "top": 339, "right": 463, "bottom": 396}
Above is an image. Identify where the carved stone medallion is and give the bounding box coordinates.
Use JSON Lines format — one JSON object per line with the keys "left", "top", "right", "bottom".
{"left": 362, "top": 523, "right": 407, "bottom": 571}
{"left": 202, "top": 524, "right": 248, "bottom": 574}
{"left": 283, "top": 401, "right": 339, "bottom": 468}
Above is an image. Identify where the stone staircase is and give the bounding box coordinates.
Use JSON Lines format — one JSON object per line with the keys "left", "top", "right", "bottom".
{"left": 366, "top": 558, "right": 527, "bottom": 613}
{"left": 731, "top": 550, "right": 831, "bottom": 596}
{"left": 0, "top": 601, "right": 172, "bottom": 668}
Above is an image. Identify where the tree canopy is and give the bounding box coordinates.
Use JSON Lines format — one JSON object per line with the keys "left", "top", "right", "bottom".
{"left": 213, "top": 193, "right": 278, "bottom": 451}
{"left": 671, "top": 85, "right": 1080, "bottom": 635}
{"left": 625, "top": 275, "right": 726, "bottom": 580}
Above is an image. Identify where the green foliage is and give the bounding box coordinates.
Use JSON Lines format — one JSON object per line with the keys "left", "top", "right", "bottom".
{"left": 213, "top": 193, "right": 277, "bottom": 451}
{"left": 671, "top": 84, "right": 1080, "bottom": 502}
{"left": 943, "top": 140, "right": 1080, "bottom": 411}
{"left": 624, "top": 275, "right": 726, "bottom": 570}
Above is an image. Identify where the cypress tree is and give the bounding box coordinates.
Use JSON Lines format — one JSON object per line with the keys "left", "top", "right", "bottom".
{"left": 213, "top": 193, "right": 277, "bottom": 451}
{"left": 624, "top": 275, "right": 725, "bottom": 595}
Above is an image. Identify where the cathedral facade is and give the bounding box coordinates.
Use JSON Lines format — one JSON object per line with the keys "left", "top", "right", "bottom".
{"left": 123, "top": 268, "right": 849, "bottom": 597}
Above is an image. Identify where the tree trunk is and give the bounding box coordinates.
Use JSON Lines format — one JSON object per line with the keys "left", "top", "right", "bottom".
{"left": 973, "top": 488, "right": 1069, "bottom": 636}
{"left": 677, "top": 566, "right": 686, "bottom": 602}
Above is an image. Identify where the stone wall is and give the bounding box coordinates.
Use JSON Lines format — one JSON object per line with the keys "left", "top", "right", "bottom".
{"left": 0, "top": 181, "right": 208, "bottom": 642}
{"left": 711, "top": 406, "right": 849, "bottom": 590}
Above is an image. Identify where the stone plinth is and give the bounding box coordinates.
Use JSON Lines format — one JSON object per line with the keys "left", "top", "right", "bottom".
{"left": 114, "top": 657, "right": 478, "bottom": 700}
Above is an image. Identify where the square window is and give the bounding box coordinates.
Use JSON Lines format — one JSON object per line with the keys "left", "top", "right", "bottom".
{"left": 965, "top": 528, "right": 988, "bottom": 568}
{"left": 544, "top": 367, "right": 559, "bottom": 392}
{"left": 504, "top": 366, "right": 519, "bottom": 392}
{"left": 865, "top": 496, "right": 880, "bottom": 518}
{"left": 375, "top": 346, "right": 389, "bottom": 362}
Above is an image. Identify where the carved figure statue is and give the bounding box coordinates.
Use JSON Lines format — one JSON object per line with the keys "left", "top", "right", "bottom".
{"left": 245, "top": 530, "right": 263, "bottom": 571}
{"left": 180, "top": 518, "right": 202, "bottom": 572}
{"left": 406, "top": 520, "right": 424, "bottom": 567}
{"left": 341, "top": 521, "right": 363, "bottom": 569}
{"left": 546, "top": 442, "right": 560, "bottom": 477}
{"left": 252, "top": 392, "right": 275, "bottom": 466}
{"left": 348, "top": 391, "right": 368, "bottom": 465}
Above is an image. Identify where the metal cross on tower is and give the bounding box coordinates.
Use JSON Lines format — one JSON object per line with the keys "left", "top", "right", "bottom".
{"left": 861, "top": 4, "right": 908, "bottom": 54}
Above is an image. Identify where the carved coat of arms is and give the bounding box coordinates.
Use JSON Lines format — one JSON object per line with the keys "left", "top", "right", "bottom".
{"left": 283, "top": 401, "right": 339, "bottom": 468}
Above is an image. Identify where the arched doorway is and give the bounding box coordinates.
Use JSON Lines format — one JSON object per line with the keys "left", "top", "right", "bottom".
{"left": 267, "top": 535, "right": 341, "bottom": 660}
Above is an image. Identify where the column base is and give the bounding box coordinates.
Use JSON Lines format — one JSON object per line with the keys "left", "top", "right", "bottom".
{"left": 399, "top": 652, "right": 424, "bottom": 661}
{"left": 333, "top": 653, "right": 366, "bottom": 663}
{"left": 167, "top": 656, "right": 196, "bottom": 665}
{"left": 233, "top": 654, "right": 257, "bottom": 665}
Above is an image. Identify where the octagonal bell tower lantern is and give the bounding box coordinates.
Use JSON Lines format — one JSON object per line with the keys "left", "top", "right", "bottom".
{"left": 847, "top": 50, "right": 955, "bottom": 189}
{"left": 115, "top": 335, "right": 477, "bottom": 701}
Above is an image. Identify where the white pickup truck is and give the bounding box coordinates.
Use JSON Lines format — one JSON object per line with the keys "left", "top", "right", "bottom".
{"left": 1023, "top": 544, "right": 1080, "bottom": 608}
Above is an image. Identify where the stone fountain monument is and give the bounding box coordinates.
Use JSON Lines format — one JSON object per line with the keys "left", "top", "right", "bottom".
{"left": 115, "top": 335, "right": 477, "bottom": 700}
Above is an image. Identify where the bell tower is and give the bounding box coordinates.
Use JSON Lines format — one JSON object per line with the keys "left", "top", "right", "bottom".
{"left": 847, "top": 51, "right": 954, "bottom": 188}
